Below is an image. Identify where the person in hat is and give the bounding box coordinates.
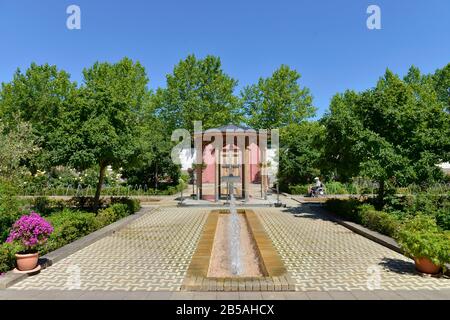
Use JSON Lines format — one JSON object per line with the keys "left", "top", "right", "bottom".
{"left": 309, "top": 177, "right": 324, "bottom": 197}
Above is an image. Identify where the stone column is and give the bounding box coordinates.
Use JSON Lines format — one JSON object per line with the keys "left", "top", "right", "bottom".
{"left": 244, "top": 144, "right": 250, "bottom": 201}
{"left": 214, "top": 150, "right": 219, "bottom": 202}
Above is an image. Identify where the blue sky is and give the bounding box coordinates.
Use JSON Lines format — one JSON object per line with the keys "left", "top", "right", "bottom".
{"left": 1, "top": 0, "right": 449, "bottom": 117}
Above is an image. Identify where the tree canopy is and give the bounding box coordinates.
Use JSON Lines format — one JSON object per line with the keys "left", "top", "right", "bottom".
{"left": 52, "top": 58, "right": 149, "bottom": 208}
{"left": 154, "top": 55, "right": 241, "bottom": 133}
{"left": 241, "top": 65, "right": 315, "bottom": 129}
{"left": 321, "top": 67, "right": 450, "bottom": 204}
{"left": 0, "top": 63, "right": 76, "bottom": 170}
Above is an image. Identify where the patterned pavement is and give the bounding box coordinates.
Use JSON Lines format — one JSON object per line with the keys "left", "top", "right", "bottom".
{"left": 10, "top": 207, "right": 208, "bottom": 291}
{"left": 257, "top": 205, "right": 450, "bottom": 291}
{"left": 8, "top": 200, "right": 450, "bottom": 292}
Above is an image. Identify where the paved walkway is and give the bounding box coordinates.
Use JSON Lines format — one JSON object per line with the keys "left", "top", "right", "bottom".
{"left": 258, "top": 205, "right": 450, "bottom": 291}
{"left": 2, "top": 289, "right": 450, "bottom": 300}
{"left": 3, "top": 196, "right": 450, "bottom": 299}
{"left": 9, "top": 207, "right": 209, "bottom": 291}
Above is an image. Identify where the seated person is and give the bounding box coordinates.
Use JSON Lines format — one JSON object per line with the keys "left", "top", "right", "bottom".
{"left": 310, "top": 177, "right": 324, "bottom": 195}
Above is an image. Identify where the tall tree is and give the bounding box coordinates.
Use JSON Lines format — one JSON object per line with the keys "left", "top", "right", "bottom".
{"left": 278, "top": 122, "right": 325, "bottom": 190}
{"left": 53, "top": 58, "right": 148, "bottom": 209}
{"left": 154, "top": 55, "right": 241, "bottom": 133}
{"left": 122, "top": 99, "right": 181, "bottom": 189}
{"left": 241, "top": 65, "right": 315, "bottom": 129}
{"left": 431, "top": 63, "right": 450, "bottom": 110}
{"left": 0, "top": 63, "right": 76, "bottom": 170}
{"left": 322, "top": 67, "right": 450, "bottom": 206}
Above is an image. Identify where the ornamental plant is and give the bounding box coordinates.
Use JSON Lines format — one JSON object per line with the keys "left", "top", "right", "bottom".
{"left": 6, "top": 212, "right": 53, "bottom": 253}
{"left": 396, "top": 214, "right": 450, "bottom": 267}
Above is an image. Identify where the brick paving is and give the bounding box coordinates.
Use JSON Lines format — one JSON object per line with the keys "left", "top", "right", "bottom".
{"left": 256, "top": 204, "right": 450, "bottom": 291}
{"left": 4, "top": 197, "right": 450, "bottom": 298}
{"left": 9, "top": 207, "right": 209, "bottom": 291}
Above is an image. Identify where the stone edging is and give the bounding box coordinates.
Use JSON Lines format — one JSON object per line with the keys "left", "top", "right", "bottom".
{"left": 0, "top": 206, "right": 157, "bottom": 289}
{"left": 285, "top": 194, "right": 450, "bottom": 276}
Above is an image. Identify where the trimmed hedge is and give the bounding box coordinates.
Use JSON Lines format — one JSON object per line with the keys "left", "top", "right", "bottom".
{"left": 325, "top": 199, "right": 401, "bottom": 237}
{"left": 359, "top": 204, "right": 400, "bottom": 237}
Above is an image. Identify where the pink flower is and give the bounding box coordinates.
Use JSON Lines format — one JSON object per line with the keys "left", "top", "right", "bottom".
{"left": 6, "top": 212, "right": 53, "bottom": 251}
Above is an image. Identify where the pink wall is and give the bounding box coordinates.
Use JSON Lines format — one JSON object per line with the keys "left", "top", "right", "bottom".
{"left": 201, "top": 143, "right": 261, "bottom": 183}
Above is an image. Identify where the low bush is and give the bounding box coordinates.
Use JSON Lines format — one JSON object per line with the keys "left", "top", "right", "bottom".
{"left": 0, "top": 180, "right": 22, "bottom": 242}
{"left": 110, "top": 197, "right": 140, "bottom": 214}
{"left": 32, "top": 197, "right": 67, "bottom": 216}
{"left": 45, "top": 209, "right": 98, "bottom": 252}
{"left": 396, "top": 215, "right": 450, "bottom": 267}
{"left": 436, "top": 208, "right": 450, "bottom": 231}
{"left": 324, "top": 182, "right": 348, "bottom": 195}
{"left": 325, "top": 198, "right": 362, "bottom": 222}
{"left": 289, "top": 185, "right": 309, "bottom": 195}
{"left": 68, "top": 196, "right": 106, "bottom": 211}
{"left": 359, "top": 204, "right": 400, "bottom": 237}
{"left": 0, "top": 242, "right": 21, "bottom": 274}
{"left": 326, "top": 199, "right": 400, "bottom": 237}
{"left": 95, "top": 204, "right": 130, "bottom": 228}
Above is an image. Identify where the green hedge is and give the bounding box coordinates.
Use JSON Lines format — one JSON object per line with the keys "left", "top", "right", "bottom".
{"left": 288, "top": 182, "right": 359, "bottom": 195}
{"left": 289, "top": 185, "right": 309, "bottom": 195}
{"left": 325, "top": 199, "right": 400, "bottom": 237}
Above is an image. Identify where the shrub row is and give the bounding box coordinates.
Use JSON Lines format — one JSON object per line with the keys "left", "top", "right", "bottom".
{"left": 288, "top": 182, "right": 359, "bottom": 195}
{"left": 32, "top": 196, "right": 140, "bottom": 214}
{"left": 325, "top": 199, "right": 401, "bottom": 237}
{"left": 0, "top": 201, "right": 140, "bottom": 274}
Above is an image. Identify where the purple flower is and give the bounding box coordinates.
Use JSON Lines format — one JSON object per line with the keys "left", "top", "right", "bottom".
{"left": 6, "top": 211, "right": 53, "bottom": 251}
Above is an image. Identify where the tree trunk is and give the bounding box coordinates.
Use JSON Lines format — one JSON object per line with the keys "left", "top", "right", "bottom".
{"left": 377, "top": 180, "right": 385, "bottom": 210}
{"left": 155, "top": 163, "right": 158, "bottom": 190}
{"left": 94, "top": 163, "right": 107, "bottom": 211}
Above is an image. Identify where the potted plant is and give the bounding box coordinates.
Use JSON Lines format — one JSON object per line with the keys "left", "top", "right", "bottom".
{"left": 6, "top": 211, "right": 53, "bottom": 272}
{"left": 396, "top": 214, "right": 450, "bottom": 274}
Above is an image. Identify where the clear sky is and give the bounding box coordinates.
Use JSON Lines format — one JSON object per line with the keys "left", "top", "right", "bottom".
{"left": 1, "top": 0, "right": 449, "bottom": 117}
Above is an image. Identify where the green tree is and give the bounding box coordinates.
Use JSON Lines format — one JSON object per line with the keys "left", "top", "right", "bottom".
{"left": 53, "top": 58, "right": 149, "bottom": 209}
{"left": 431, "top": 63, "right": 450, "bottom": 110}
{"left": 122, "top": 101, "right": 181, "bottom": 189}
{"left": 154, "top": 55, "right": 241, "bottom": 133}
{"left": 0, "top": 119, "right": 38, "bottom": 179}
{"left": 322, "top": 67, "right": 450, "bottom": 206}
{"left": 0, "top": 63, "right": 76, "bottom": 170}
{"left": 242, "top": 65, "right": 315, "bottom": 129}
{"left": 278, "top": 122, "right": 325, "bottom": 190}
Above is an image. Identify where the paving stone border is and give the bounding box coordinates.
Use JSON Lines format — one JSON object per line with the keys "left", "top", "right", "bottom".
{"left": 0, "top": 205, "right": 157, "bottom": 289}
{"left": 1, "top": 288, "right": 450, "bottom": 300}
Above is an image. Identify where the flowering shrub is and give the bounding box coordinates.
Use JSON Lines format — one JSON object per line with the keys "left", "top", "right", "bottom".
{"left": 6, "top": 212, "right": 53, "bottom": 253}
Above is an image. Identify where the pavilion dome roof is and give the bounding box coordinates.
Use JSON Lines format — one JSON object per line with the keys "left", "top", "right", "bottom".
{"left": 215, "top": 124, "right": 253, "bottom": 132}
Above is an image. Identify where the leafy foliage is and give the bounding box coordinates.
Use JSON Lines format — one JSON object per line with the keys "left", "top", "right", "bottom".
{"left": 396, "top": 215, "right": 450, "bottom": 266}
{"left": 0, "top": 63, "right": 76, "bottom": 170}
{"left": 0, "top": 180, "right": 22, "bottom": 242}
{"left": 278, "top": 122, "right": 324, "bottom": 190}
{"left": 242, "top": 65, "right": 315, "bottom": 129}
{"left": 154, "top": 55, "right": 241, "bottom": 133}
{"left": 52, "top": 58, "right": 148, "bottom": 208}
{"left": 321, "top": 67, "right": 450, "bottom": 205}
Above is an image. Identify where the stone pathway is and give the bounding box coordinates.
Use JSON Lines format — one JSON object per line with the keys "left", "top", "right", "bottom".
{"left": 4, "top": 198, "right": 450, "bottom": 298}
{"left": 9, "top": 207, "right": 208, "bottom": 291}
{"left": 257, "top": 205, "right": 450, "bottom": 291}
